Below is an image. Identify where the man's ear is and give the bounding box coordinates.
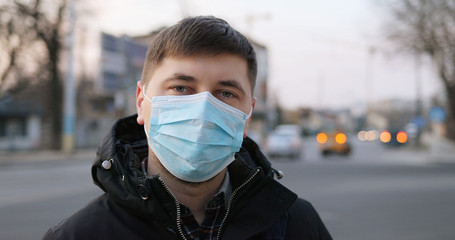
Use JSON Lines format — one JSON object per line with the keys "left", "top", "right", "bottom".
{"left": 136, "top": 81, "right": 145, "bottom": 125}
{"left": 243, "top": 97, "right": 256, "bottom": 138}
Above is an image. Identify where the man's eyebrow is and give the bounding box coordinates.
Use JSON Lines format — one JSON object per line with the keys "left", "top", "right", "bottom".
{"left": 219, "top": 80, "right": 246, "bottom": 95}
{"left": 164, "top": 75, "right": 246, "bottom": 95}
{"left": 165, "top": 73, "right": 196, "bottom": 82}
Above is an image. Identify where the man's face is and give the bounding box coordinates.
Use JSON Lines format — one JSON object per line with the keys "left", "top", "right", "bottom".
{"left": 136, "top": 53, "right": 255, "bottom": 138}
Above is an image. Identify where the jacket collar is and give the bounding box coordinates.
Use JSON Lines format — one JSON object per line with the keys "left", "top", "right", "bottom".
{"left": 91, "top": 114, "right": 297, "bottom": 235}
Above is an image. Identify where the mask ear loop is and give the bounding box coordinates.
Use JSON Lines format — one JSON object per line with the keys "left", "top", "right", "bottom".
{"left": 142, "top": 86, "right": 153, "bottom": 103}
{"left": 142, "top": 84, "right": 152, "bottom": 140}
{"left": 245, "top": 96, "right": 256, "bottom": 120}
{"left": 143, "top": 124, "right": 150, "bottom": 140}
{"left": 246, "top": 107, "right": 253, "bottom": 120}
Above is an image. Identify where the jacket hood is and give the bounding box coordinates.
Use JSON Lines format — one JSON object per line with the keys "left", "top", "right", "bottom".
{"left": 91, "top": 114, "right": 296, "bottom": 234}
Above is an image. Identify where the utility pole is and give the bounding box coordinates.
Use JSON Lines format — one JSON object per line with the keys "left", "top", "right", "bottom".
{"left": 414, "top": 53, "right": 423, "bottom": 147}
{"left": 365, "top": 46, "right": 375, "bottom": 128}
{"left": 365, "top": 47, "right": 375, "bottom": 107}
{"left": 62, "top": 0, "right": 76, "bottom": 154}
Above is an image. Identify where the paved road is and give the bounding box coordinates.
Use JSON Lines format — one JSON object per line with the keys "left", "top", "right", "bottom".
{"left": 0, "top": 160, "right": 102, "bottom": 239}
{"left": 0, "top": 137, "right": 454, "bottom": 239}
{"left": 272, "top": 137, "right": 455, "bottom": 240}
{"left": 272, "top": 161, "right": 455, "bottom": 240}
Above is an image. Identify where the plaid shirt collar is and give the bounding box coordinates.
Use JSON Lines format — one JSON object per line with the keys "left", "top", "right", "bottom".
{"left": 179, "top": 170, "right": 231, "bottom": 240}
{"left": 142, "top": 157, "right": 232, "bottom": 240}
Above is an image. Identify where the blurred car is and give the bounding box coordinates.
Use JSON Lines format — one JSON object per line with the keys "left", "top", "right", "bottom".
{"left": 380, "top": 130, "right": 408, "bottom": 147}
{"left": 404, "top": 123, "right": 419, "bottom": 143}
{"left": 265, "top": 126, "right": 303, "bottom": 159}
{"left": 316, "top": 130, "right": 352, "bottom": 156}
{"left": 275, "top": 124, "right": 303, "bottom": 136}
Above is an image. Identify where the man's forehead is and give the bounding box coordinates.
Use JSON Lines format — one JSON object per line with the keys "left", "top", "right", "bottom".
{"left": 159, "top": 54, "right": 248, "bottom": 77}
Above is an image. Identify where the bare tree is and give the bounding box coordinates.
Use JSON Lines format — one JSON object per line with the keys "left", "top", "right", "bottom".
{"left": 0, "top": 0, "right": 67, "bottom": 149}
{"left": 384, "top": 0, "right": 455, "bottom": 140}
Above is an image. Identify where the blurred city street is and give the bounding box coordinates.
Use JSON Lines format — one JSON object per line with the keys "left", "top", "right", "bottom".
{"left": 272, "top": 135, "right": 455, "bottom": 240}
{"left": 1, "top": 135, "right": 454, "bottom": 240}
{"left": 2, "top": 0, "right": 455, "bottom": 239}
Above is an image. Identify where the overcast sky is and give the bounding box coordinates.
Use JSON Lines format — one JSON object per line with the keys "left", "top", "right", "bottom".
{"left": 87, "top": 0, "right": 442, "bottom": 110}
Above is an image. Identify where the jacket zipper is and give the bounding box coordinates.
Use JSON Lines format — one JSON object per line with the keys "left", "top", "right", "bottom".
{"left": 157, "top": 176, "right": 187, "bottom": 240}
{"left": 216, "top": 168, "right": 261, "bottom": 240}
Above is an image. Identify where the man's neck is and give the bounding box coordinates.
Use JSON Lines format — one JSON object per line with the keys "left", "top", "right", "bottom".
{"left": 147, "top": 152, "right": 226, "bottom": 224}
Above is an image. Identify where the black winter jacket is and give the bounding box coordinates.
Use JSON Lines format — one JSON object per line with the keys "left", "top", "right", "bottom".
{"left": 43, "top": 115, "right": 332, "bottom": 240}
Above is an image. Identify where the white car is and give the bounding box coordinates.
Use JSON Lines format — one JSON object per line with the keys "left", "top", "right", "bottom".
{"left": 265, "top": 126, "right": 303, "bottom": 159}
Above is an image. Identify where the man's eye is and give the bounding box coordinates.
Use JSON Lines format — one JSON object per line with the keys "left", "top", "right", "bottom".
{"left": 221, "top": 91, "right": 234, "bottom": 98}
{"left": 174, "top": 86, "right": 186, "bottom": 92}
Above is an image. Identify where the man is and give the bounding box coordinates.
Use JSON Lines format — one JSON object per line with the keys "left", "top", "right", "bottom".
{"left": 43, "top": 16, "right": 332, "bottom": 240}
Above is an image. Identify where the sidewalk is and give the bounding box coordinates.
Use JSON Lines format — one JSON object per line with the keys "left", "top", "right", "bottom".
{"left": 0, "top": 134, "right": 453, "bottom": 166}
{"left": 422, "top": 133, "right": 455, "bottom": 164}
{"left": 0, "top": 148, "right": 97, "bottom": 166}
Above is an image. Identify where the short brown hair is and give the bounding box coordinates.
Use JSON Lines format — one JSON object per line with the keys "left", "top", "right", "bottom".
{"left": 140, "top": 16, "right": 257, "bottom": 92}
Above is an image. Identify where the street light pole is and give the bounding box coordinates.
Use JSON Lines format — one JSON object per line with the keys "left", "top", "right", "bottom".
{"left": 365, "top": 46, "right": 375, "bottom": 129}
{"left": 62, "top": 0, "right": 76, "bottom": 154}
{"left": 414, "top": 53, "right": 422, "bottom": 147}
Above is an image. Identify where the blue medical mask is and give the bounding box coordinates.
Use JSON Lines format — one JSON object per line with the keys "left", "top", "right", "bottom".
{"left": 143, "top": 90, "right": 252, "bottom": 182}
